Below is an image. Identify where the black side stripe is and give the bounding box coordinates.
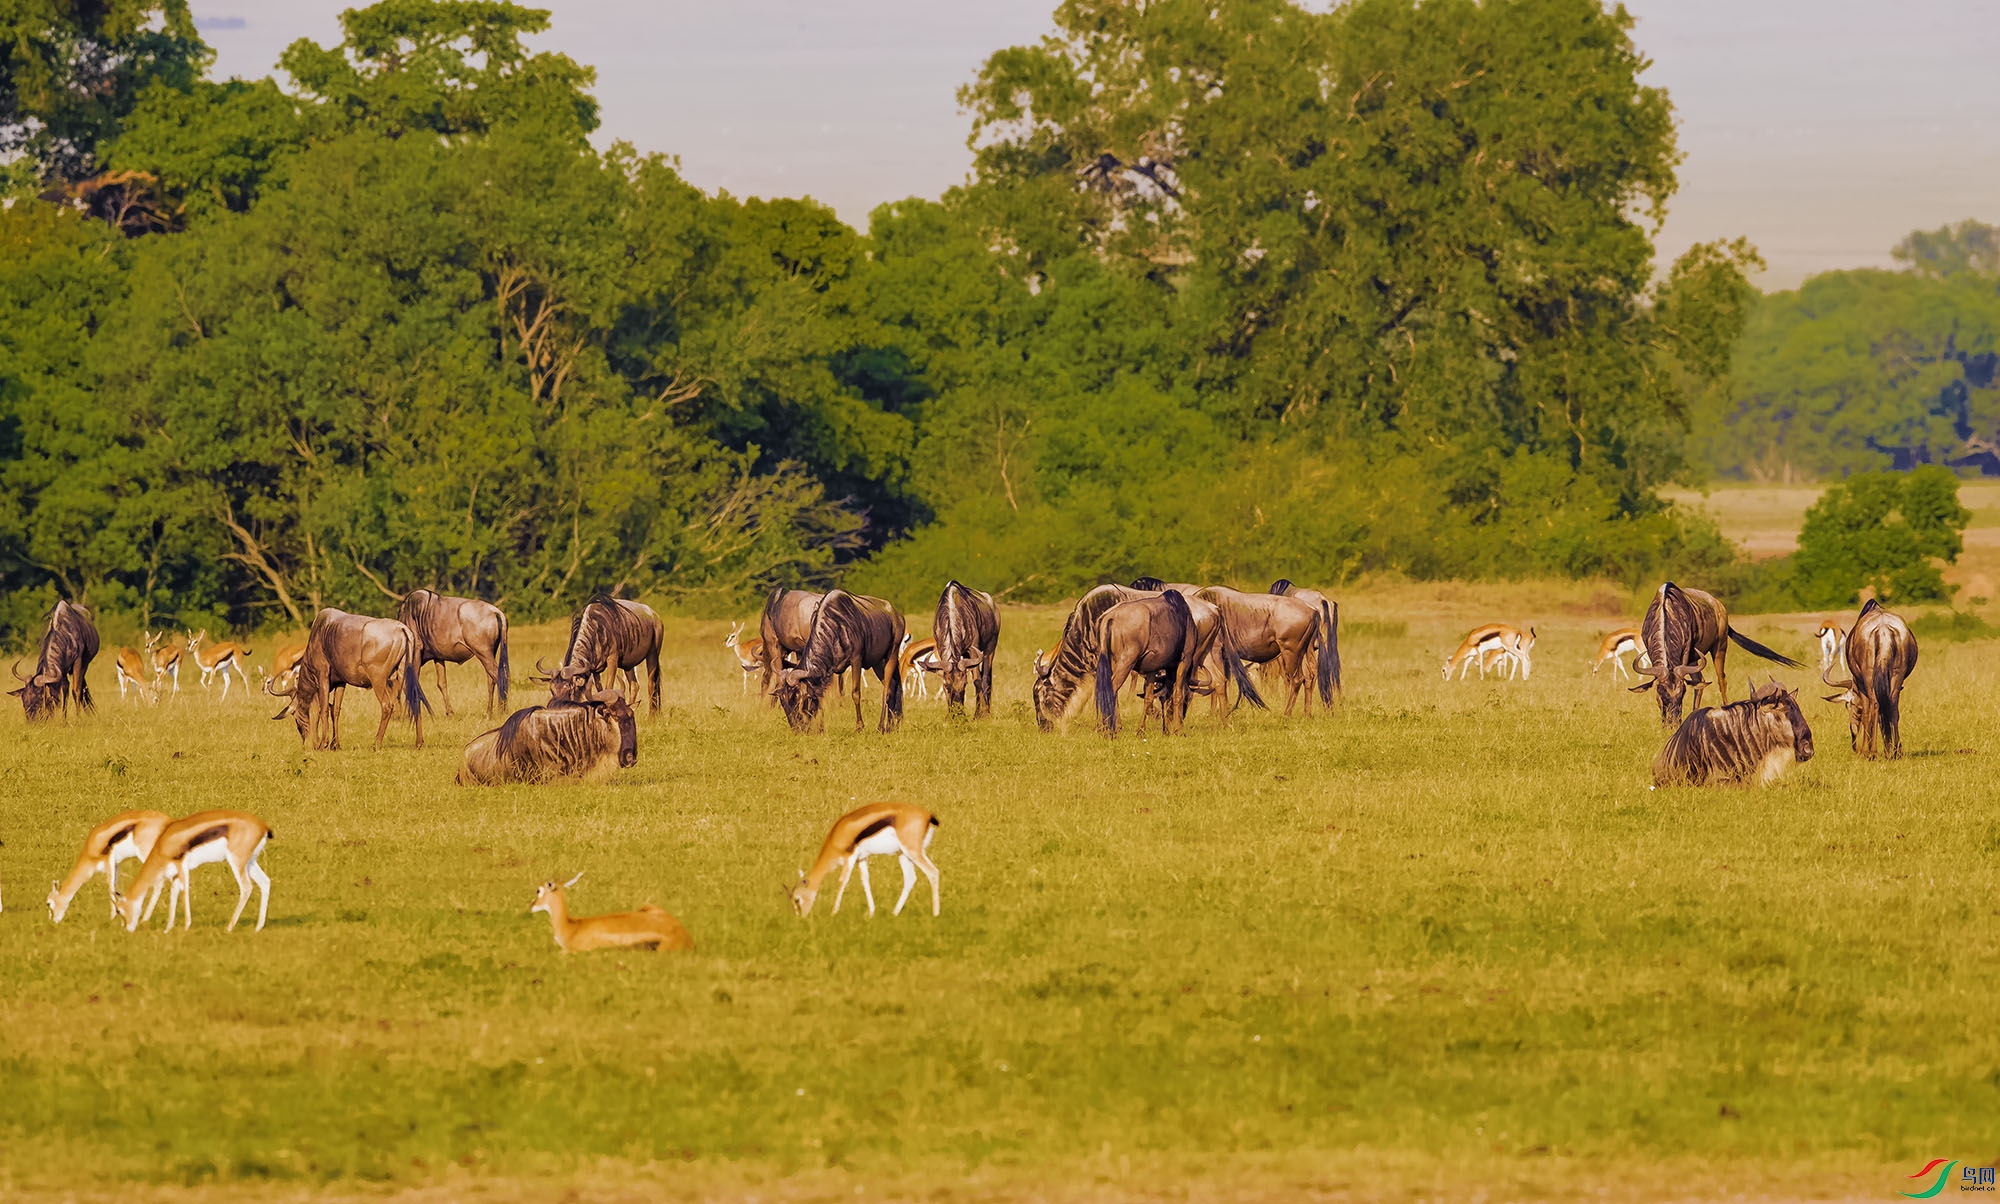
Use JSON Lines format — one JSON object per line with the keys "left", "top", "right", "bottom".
{"left": 182, "top": 825, "right": 230, "bottom": 852}
{"left": 848, "top": 816, "right": 895, "bottom": 848}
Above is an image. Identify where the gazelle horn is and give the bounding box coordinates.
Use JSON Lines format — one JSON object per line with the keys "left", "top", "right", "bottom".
{"left": 563, "top": 871, "right": 584, "bottom": 888}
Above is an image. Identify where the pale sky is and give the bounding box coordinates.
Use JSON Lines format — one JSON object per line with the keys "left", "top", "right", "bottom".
{"left": 196, "top": 1, "right": 2000, "bottom": 290}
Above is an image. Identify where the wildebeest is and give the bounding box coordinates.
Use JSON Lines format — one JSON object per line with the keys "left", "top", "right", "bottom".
{"left": 399, "top": 588, "right": 510, "bottom": 717}
{"left": 547, "top": 593, "right": 661, "bottom": 715}
{"left": 1821, "top": 599, "right": 1918, "bottom": 760}
{"left": 1034, "top": 585, "right": 1154, "bottom": 731}
{"left": 265, "top": 608, "right": 426, "bottom": 749}
{"left": 1632, "top": 582, "right": 1804, "bottom": 727}
{"left": 1197, "top": 585, "right": 1331, "bottom": 715}
{"left": 931, "top": 580, "right": 1000, "bottom": 717}
{"left": 10, "top": 599, "right": 98, "bottom": 721}
{"left": 1652, "top": 681, "right": 1814, "bottom": 787}
{"left": 1269, "top": 579, "right": 1342, "bottom": 697}
{"left": 758, "top": 588, "right": 825, "bottom": 698}
{"left": 457, "top": 690, "right": 638, "bottom": 785}
{"left": 1126, "top": 579, "right": 1266, "bottom": 718}
{"left": 774, "top": 590, "right": 906, "bottom": 733}
{"left": 1094, "top": 590, "right": 1202, "bottom": 736}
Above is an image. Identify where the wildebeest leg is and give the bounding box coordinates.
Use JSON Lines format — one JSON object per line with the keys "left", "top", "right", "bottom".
{"left": 1712, "top": 639, "right": 1729, "bottom": 706}
{"left": 326, "top": 686, "right": 346, "bottom": 750}
{"left": 646, "top": 649, "right": 661, "bottom": 716}
{"left": 373, "top": 680, "right": 395, "bottom": 749}
{"left": 1206, "top": 648, "right": 1229, "bottom": 723}
{"left": 851, "top": 663, "right": 866, "bottom": 732}
{"left": 433, "top": 660, "right": 454, "bottom": 716}
{"left": 975, "top": 657, "right": 993, "bottom": 718}
{"left": 471, "top": 649, "right": 499, "bottom": 717}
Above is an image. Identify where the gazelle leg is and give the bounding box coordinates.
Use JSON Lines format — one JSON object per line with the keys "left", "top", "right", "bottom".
{"left": 831, "top": 856, "right": 858, "bottom": 915}
{"left": 892, "top": 852, "right": 917, "bottom": 916}
{"left": 915, "top": 832, "right": 941, "bottom": 916}
{"left": 220, "top": 663, "right": 232, "bottom": 702}
{"left": 857, "top": 856, "right": 878, "bottom": 916}
{"left": 250, "top": 859, "right": 271, "bottom": 931}
{"left": 226, "top": 862, "right": 253, "bottom": 932}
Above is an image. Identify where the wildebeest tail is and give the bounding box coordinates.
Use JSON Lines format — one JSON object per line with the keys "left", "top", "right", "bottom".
{"left": 1221, "top": 632, "right": 1266, "bottom": 710}
{"left": 495, "top": 610, "right": 511, "bottom": 707}
{"left": 1873, "top": 668, "right": 1899, "bottom": 740}
{"left": 1317, "top": 599, "right": 1340, "bottom": 702}
{"left": 402, "top": 627, "right": 428, "bottom": 718}
{"left": 1094, "top": 643, "right": 1119, "bottom": 735}
{"left": 1727, "top": 628, "right": 1805, "bottom": 669}
{"left": 1164, "top": 587, "right": 1200, "bottom": 719}
{"left": 885, "top": 627, "right": 905, "bottom": 726}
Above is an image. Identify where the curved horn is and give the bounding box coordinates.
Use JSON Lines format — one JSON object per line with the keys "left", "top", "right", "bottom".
{"left": 563, "top": 872, "right": 584, "bottom": 888}
{"left": 1820, "top": 658, "right": 1853, "bottom": 692}
{"left": 9, "top": 658, "right": 24, "bottom": 683}
{"left": 263, "top": 675, "right": 293, "bottom": 697}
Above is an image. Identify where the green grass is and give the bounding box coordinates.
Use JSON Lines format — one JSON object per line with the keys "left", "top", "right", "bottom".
{"left": 1, "top": 606, "right": 1996, "bottom": 1200}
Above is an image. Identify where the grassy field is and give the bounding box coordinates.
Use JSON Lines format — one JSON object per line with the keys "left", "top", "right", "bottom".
{"left": 1, "top": 569, "right": 1997, "bottom": 1202}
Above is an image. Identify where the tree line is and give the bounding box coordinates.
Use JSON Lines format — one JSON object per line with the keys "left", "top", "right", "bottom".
{"left": 1, "top": 0, "right": 1772, "bottom": 640}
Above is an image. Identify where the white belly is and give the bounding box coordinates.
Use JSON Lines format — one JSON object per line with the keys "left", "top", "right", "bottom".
{"left": 181, "top": 839, "right": 234, "bottom": 877}
{"left": 853, "top": 826, "right": 907, "bottom": 860}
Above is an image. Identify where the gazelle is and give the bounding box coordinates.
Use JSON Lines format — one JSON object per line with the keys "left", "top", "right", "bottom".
{"left": 264, "top": 640, "right": 307, "bottom": 692}
{"left": 152, "top": 633, "right": 183, "bottom": 698}
{"left": 529, "top": 873, "right": 693, "bottom": 952}
{"left": 187, "top": 629, "right": 252, "bottom": 700}
{"left": 1813, "top": 616, "right": 1848, "bottom": 673}
{"left": 47, "top": 810, "right": 172, "bottom": 923}
{"left": 790, "top": 802, "right": 940, "bottom": 919}
{"left": 724, "top": 621, "right": 765, "bottom": 694}
{"left": 1591, "top": 627, "right": 1651, "bottom": 682}
{"left": 112, "top": 810, "right": 272, "bottom": 933}
{"left": 114, "top": 632, "right": 160, "bottom": 703}
{"left": 900, "top": 634, "right": 937, "bottom": 700}
{"left": 1443, "top": 624, "right": 1534, "bottom": 681}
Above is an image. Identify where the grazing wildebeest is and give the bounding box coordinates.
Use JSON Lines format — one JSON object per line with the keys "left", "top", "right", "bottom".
{"left": 10, "top": 599, "right": 98, "bottom": 721}
{"left": 457, "top": 689, "right": 638, "bottom": 785}
{"left": 1269, "top": 579, "right": 1342, "bottom": 697}
{"left": 931, "top": 580, "right": 1000, "bottom": 717}
{"left": 1632, "top": 582, "right": 1804, "bottom": 727}
{"left": 1034, "top": 585, "right": 1154, "bottom": 731}
{"left": 265, "top": 608, "right": 426, "bottom": 750}
{"left": 548, "top": 593, "right": 661, "bottom": 715}
{"left": 399, "top": 588, "right": 510, "bottom": 717}
{"left": 774, "top": 590, "right": 906, "bottom": 734}
{"left": 1125, "top": 579, "right": 1266, "bottom": 719}
{"left": 1094, "top": 590, "right": 1202, "bottom": 736}
{"left": 1195, "top": 585, "right": 1331, "bottom": 715}
{"left": 1652, "top": 681, "right": 1814, "bottom": 787}
{"left": 758, "top": 588, "right": 825, "bottom": 698}
{"left": 1821, "top": 599, "right": 1918, "bottom": 760}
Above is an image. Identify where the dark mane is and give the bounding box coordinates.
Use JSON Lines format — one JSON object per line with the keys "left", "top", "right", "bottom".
{"left": 794, "top": 591, "right": 865, "bottom": 682}
{"left": 1269, "top": 578, "right": 1293, "bottom": 595}
{"left": 397, "top": 588, "right": 443, "bottom": 653}
{"left": 491, "top": 701, "right": 593, "bottom": 760}
{"left": 1130, "top": 576, "right": 1167, "bottom": 591}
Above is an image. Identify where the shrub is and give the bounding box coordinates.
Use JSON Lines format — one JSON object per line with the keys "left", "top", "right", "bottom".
{"left": 1790, "top": 466, "right": 1969, "bottom": 608}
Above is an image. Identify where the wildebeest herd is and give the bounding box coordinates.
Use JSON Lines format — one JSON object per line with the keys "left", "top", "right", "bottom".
{"left": 7, "top": 574, "right": 1922, "bottom": 945}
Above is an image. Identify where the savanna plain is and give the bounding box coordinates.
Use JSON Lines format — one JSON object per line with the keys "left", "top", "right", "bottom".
{"left": 3, "top": 497, "right": 1998, "bottom": 1203}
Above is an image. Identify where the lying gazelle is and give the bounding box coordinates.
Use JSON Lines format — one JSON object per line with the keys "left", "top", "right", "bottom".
{"left": 1442, "top": 624, "right": 1535, "bottom": 681}
{"left": 187, "top": 629, "right": 253, "bottom": 701}
{"left": 112, "top": 809, "right": 272, "bottom": 933}
{"left": 114, "top": 632, "right": 160, "bottom": 703}
{"left": 900, "top": 634, "right": 938, "bottom": 700}
{"left": 152, "top": 633, "right": 183, "bottom": 698}
{"left": 47, "top": 809, "right": 172, "bottom": 923}
{"left": 724, "top": 621, "right": 765, "bottom": 694}
{"left": 529, "top": 873, "right": 693, "bottom": 952}
{"left": 1590, "top": 627, "right": 1651, "bottom": 682}
{"left": 1813, "top": 616, "right": 1848, "bottom": 674}
{"left": 790, "top": 802, "right": 940, "bottom": 919}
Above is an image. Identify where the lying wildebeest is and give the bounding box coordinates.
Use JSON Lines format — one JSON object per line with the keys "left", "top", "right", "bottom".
{"left": 774, "top": 590, "right": 906, "bottom": 733}
{"left": 758, "top": 588, "right": 825, "bottom": 698}
{"left": 931, "top": 580, "right": 1000, "bottom": 717}
{"left": 399, "top": 588, "right": 510, "bottom": 717}
{"left": 1633, "top": 581, "right": 1803, "bottom": 727}
{"left": 1127, "top": 579, "right": 1268, "bottom": 717}
{"left": 1095, "top": 590, "right": 1202, "bottom": 736}
{"left": 1269, "top": 579, "right": 1341, "bottom": 696}
{"left": 266, "top": 608, "right": 426, "bottom": 749}
{"left": 1196, "top": 585, "right": 1330, "bottom": 715}
{"left": 1652, "top": 681, "right": 1814, "bottom": 787}
{"left": 457, "top": 690, "right": 638, "bottom": 785}
{"left": 10, "top": 599, "right": 98, "bottom": 721}
{"left": 1821, "top": 599, "right": 1918, "bottom": 760}
{"left": 545, "top": 593, "right": 661, "bottom": 715}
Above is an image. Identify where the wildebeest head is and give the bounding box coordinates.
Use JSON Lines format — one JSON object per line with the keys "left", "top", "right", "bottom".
{"left": 1750, "top": 680, "right": 1814, "bottom": 764}
{"left": 8, "top": 658, "right": 66, "bottom": 721}
{"left": 533, "top": 657, "right": 590, "bottom": 703}
{"left": 1031, "top": 647, "right": 1062, "bottom": 731}
{"left": 588, "top": 689, "right": 638, "bottom": 768}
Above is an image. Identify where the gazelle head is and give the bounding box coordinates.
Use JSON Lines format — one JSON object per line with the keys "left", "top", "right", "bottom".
{"left": 46, "top": 878, "right": 69, "bottom": 923}
{"left": 531, "top": 872, "right": 584, "bottom": 916}
{"left": 725, "top": 621, "right": 743, "bottom": 649}
{"left": 142, "top": 630, "right": 160, "bottom": 656}
{"left": 185, "top": 629, "right": 206, "bottom": 655}
{"left": 789, "top": 868, "right": 819, "bottom": 918}
{"left": 108, "top": 887, "right": 140, "bottom": 932}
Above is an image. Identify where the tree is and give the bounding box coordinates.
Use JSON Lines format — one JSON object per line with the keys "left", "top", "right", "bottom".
{"left": 1790, "top": 466, "right": 1970, "bottom": 607}
{"left": 1894, "top": 219, "right": 2000, "bottom": 281}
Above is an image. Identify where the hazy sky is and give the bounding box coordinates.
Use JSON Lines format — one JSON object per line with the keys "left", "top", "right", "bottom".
{"left": 196, "top": 1, "right": 1999, "bottom": 290}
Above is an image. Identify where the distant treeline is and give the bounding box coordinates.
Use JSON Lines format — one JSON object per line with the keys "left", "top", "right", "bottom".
{"left": 0, "top": 0, "right": 1767, "bottom": 639}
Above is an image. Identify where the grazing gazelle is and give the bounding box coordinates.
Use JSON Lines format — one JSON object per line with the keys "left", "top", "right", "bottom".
{"left": 187, "top": 629, "right": 252, "bottom": 700}
{"left": 1443, "top": 624, "right": 1534, "bottom": 681}
{"left": 900, "top": 634, "right": 937, "bottom": 700}
{"left": 724, "top": 621, "right": 765, "bottom": 694}
{"left": 790, "top": 802, "right": 940, "bottom": 919}
{"left": 1813, "top": 616, "right": 1848, "bottom": 673}
{"left": 112, "top": 810, "right": 272, "bottom": 933}
{"left": 529, "top": 873, "right": 693, "bottom": 952}
{"left": 151, "top": 632, "right": 183, "bottom": 699}
{"left": 114, "top": 632, "right": 159, "bottom": 703}
{"left": 1590, "top": 628, "right": 1650, "bottom": 682}
{"left": 47, "top": 810, "right": 172, "bottom": 923}
{"left": 264, "top": 640, "right": 306, "bottom": 692}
